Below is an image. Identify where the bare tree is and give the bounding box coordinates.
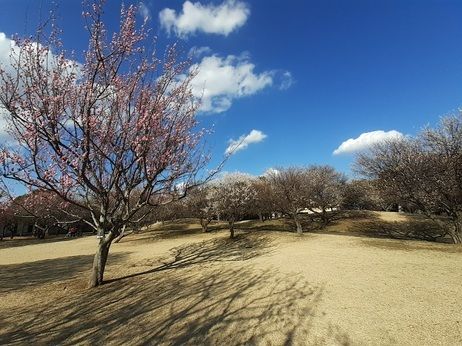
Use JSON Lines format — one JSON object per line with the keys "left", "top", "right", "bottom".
{"left": 341, "top": 179, "right": 391, "bottom": 211}
{"left": 304, "top": 165, "right": 346, "bottom": 227}
{"left": 356, "top": 113, "right": 462, "bottom": 243}
{"left": 0, "top": 2, "right": 210, "bottom": 286}
{"left": 212, "top": 173, "right": 256, "bottom": 238}
{"left": 267, "top": 167, "right": 308, "bottom": 233}
{"left": 251, "top": 177, "right": 274, "bottom": 222}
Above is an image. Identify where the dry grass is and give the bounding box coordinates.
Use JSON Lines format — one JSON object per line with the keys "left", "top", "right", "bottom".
{"left": 1, "top": 212, "right": 462, "bottom": 345}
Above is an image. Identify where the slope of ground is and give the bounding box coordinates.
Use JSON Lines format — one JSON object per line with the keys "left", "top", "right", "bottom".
{"left": 0, "top": 212, "right": 461, "bottom": 345}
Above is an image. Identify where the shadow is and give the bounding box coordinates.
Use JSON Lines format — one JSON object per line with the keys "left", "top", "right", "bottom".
{"left": 108, "top": 232, "right": 274, "bottom": 284}
{"left": 120, "top": 220, "right": 230, "bottom": 243}
{"left": 0, "top": 262, "right": 353, "bottom": 345}
{"left": 235, "top": 219, "right": 323, "bottom": 234}
{"left": 336, "top": 210, "right": 378, "bottom": 220}
{"left": 360, "top": 238, "right": 462, "bottom": 253}
{"left": 237, "top": 219, "right": 295, "bottom": 233}
{"left": 344, "top": 218, "right": 450, "bottom": 243}
{"left": 301, "top": 210, "right": 454, "bottom": 245}
{"left": 0, "top": 253, "right": 128, "bottom": 294}
{"left": 0, "top": 234, "right": 92, "bottom": 250}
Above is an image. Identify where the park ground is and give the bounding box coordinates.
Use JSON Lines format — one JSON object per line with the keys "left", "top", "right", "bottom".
{"left": 0, "top": 212, "right": 461, "bottom": 345}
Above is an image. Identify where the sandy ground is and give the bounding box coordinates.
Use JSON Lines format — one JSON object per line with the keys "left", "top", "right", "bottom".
{"left": 0, "top": 212, "right": 462, "bottom": 345}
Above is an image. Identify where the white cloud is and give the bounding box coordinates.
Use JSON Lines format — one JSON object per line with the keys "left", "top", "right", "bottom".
{"left": 0, "top": 109, "right": 10, "bottom": 142}
{"left": 138, "top": 2, "right": 151, "bottom": 21}
{"left": 159, "top": 0, "right": 250, "bottom": 37}
{"left": 0, "top": 32, "right": 81, "bottom": 144}
{"left": 187, "top": 54, "right": 273, "bottom": 113}
{"left": 333, "top": 130, "right": 404, "bottom": 155}
{"left": 0, "top": 32, "right": 20, "bottom": 75}
{"left": 225, "top": 129, "right": 267, "bottom": 155}
{"left": 0, "top": 33, "right": 17, "bottom": 142}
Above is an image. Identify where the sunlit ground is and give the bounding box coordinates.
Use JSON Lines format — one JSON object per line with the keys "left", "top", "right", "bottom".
{"left": 1, "top": 212, "right": 461, "bottom": 345}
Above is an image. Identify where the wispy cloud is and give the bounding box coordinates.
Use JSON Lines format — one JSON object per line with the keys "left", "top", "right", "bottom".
{"left": 188, "top": 46, "right": 213, "bottom": 58}
{"left": 333, "top": 130, "right": 404, "bottom": 155}
{"left": 225, "top": 129, "right": 267, "bottom": 155}
{"left": 277, "top": 71, "right": 294, "bottom": 90}
{"left": 138, "top": 2, "right": 151, "bottom": 21}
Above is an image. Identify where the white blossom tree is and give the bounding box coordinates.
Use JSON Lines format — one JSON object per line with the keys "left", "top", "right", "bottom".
{"left": 212, "top": 173, "right": 256, "bottom": 238}
{"left": 184, "top": 185, "right": 216, "bottom": 232}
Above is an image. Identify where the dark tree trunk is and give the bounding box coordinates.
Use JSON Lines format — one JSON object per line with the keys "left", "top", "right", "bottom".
{"left": 200, "top": 218, "right": 209, "bottom": 233}
{"left": 320, "top": 208, "right": 328, "bottom": 228}
{"left": 229, "top": 220, "right": 235, "bottom": 239}
{"left": 88, "top": 232, "right": 114, "bottom": 288}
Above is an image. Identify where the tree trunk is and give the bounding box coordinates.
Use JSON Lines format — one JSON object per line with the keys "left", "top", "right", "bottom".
{"left": 293, "top": 214, "right": 303, "bottom": 234}
{"left": 450, "top": 221, "right": 462, "bottom": 244}
{"left": 320, "top": 208, "right": 328, "bottom": 228}
{"left": 229, "top": 221, "right": 235, "bottom": 239}
{"left": 258, "top": 212, "right": 263, "bottom": 222}
{"left": 200, "top": 218, "right": 209, "bottom": 233}
{"left": 88, "top": 232, "right": 114, "bottom": 288}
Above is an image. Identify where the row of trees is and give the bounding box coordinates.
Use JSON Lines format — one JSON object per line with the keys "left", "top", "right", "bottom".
{"left": 180, "top": 165, "right": 349, "bottom": 237}
{"left": 179, "top": 112, "right": 462, "bottom": 245}
{"left": 356, "top": 114, "right": 462, "bottom": 244}
{"left": 0, "top": 166, "right": 386, "bottom": 241}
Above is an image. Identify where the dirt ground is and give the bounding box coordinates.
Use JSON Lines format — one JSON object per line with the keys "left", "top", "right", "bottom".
{"left": 0, "top": 212, "right": 461, "bottom": 345}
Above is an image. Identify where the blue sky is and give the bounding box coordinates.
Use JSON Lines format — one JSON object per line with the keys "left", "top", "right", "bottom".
{"left": 1, "top": 0, "right": 462, "bottom": 178}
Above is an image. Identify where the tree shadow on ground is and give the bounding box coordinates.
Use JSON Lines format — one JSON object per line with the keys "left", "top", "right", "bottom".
{"left": 359, "top": 238, "right": 462, "bottom": 253}
{"left": 236, "top": 212, "right": 378, "bottom": 234}
{"left": 341, "top": 219, "right": 450, "bottom": 243}
{"left": 336, "top": 210, "right": 378, "bottom": 220}
{"left": 309, "top": 211, "right": 454, "bottom": 244}
{"left": 0, "top": 253, "right": 129, "bottom": 294}
{"left": 235, "top": 219, "right": 324, "bottom": 234}
{"left": 0, "top": 241, "right": 353, "bottom": 345}
{"left": 0, "top": 235, "right": 91, "bottom": 250}
{"left": 109, "top": 232, "right": 275, "bottom": 284}
{"left": 237, "top": 219, "right": 295, "bottom": 233}
{"left": 120, "top": 220, "right": 229, "bottom": 243}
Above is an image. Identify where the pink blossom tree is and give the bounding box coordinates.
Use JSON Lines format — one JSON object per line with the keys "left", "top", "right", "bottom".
{"left": 0, "top": 1, "right": 209, "bottom": 287}
{"left": 0, "top": 191, "right": 14, "bottom": 240}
